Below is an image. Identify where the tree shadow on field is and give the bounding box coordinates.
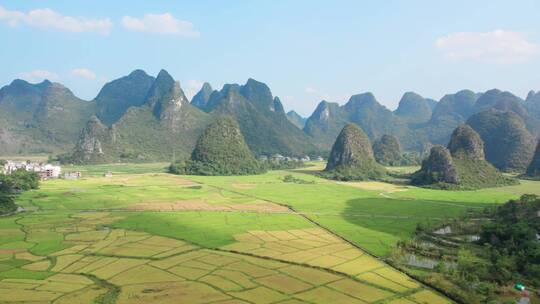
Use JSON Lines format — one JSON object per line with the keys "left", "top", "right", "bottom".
{"left": 340, "top": 197, "right": 477, "bottom": 240}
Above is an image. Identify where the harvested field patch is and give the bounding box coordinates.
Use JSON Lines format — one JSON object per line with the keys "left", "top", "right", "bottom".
{"left": 109, "top": 265, "right": 182, "bottom": 285}
{"left": 128, "top": 200, "right": 288, "bottom": 213}
{"left": 407, "top": 290, "right": 452, "bottom": 304}
{"left": 294, "top": 286, "right": 366, "bottom": 304}
{"left": 152, "top": 245, "right": 198, "bottom": 258}
{"left": 0, "top": 287, "right": 62, "bottom": 301}
{"left": 331, "top": 255, "right": 382, "bottom": 275}
{"left": 50, "top": 244, "right": 88, "bottom": 256}
{"left": 255, "top": 273, "right": 312, "bottom": 294}
{"left": 65, "top": 231, "right": 109, "bottom": 242}
{"left": 374, "top": 267, "right": 420, "bottom": 289}
{"left": 76, "top": 257, "right": 117, "bottom": 273}
{"left": 35, "top": 281, "right": 87, "bottom": 292}
{"left": 149, "top": 250, "right": 206, "bottom": 270}
{"left": 229, "top": 286, "right": 287, "bottom": 304}
{"left": 356, "top": 273, "right": 410, "bottom": 293}
{"left": 53, "top": 285, "right": 108, "bottom": 304}
{"left": 168, "top": 265, "right": 211, "bottom": 280}
{"left": 21, "top": 260, "right": 50, "bottom": 271}
{"left": 52, "top": 254, "right": 84, "bottom": 272}
{"left": 90, "top": 258, "right": 148, "bottom": 279}
{"left": 116, "top": 281, "right": 231, "bottom": 304}
{"left": 213, "top": 269, "right": 258, "bottom": 289}
{"left": 0, "top": 281, "right": 40, "bottom": 289}
{"left": 223, "top": 261, "right": 277, "bottom": 278}
{"left": 199, "top": 274, "right": 243, "bottom": 291}
{"left": 180, "top": 260, "right": 216, "bottom": 271}
{"left": 327, "top": 279, "right": 393, "bottom": 302}
{"left": 306, "top": 255, "right": 348, "bottom": 268}
{"left": 0, "top": 249, "right": 24, "bottom": 255}
{"left": 387, "top": 299, "right": 418, "bottom": 304}
{"left": 196, "top": 252, "right": 239, "bottom": 267}
{"left": 47, "top": 273, "right": 93, "bottom": 285}
{"left": 279, "top": 265, "right": 340, "bottom": 285}
{"left": 14, "top": 252, "right": 45, "bottom": 262}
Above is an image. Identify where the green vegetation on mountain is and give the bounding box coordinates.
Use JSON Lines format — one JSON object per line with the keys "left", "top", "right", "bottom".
{"left": 0, "top": 79, "right": 95, "bottom": 155}
{"left": 66, "top": 70, "right": 210, "bottom": 163}
{"left": 303, "top": 100, "right": 349, "bottom": 149}
{"left": 474, "top": 89, "right": 540, "bottom": 136}
{"left": 448, "top": 125, "right": 516, "bottom": 189}
{"left": 467, "top": 109, "right": 536, "bottom": 172}
{"left": 394, "top": 92, "right": 434, "bottom": 123}
{"left": 411, "top": 145, "right": 459, "bottom": 188}
{"left": 190, "top": 82, "right": 213, "bottom": 109}
{"left": 447, "top": 124, "right": 485, "bottom": 160}
{"left": 425, "top": 90, "right": 480, "bottom": 146}
{"left": 286, "top": 110, "right": 306, "bottom": 129}
{"left": 372, "top": 134, "right": 403, "bottom": 166}
{"left": 526, "top": 140, "right": 540, "bottom": 179}
{"left": 526, "top": 90, "right": 540, "bottom": 121}
{"left": 304, "top": 93, "right": 416, "bottom": 152}
{"left": 322, "top": 124, "right": 386, "bottom": 181}
{"left": 345, "top": 93, "right": 408, "bottom": 141}
{"left": 95, "top": 69, "right": 155, "bottom": 125}
{"left": 169, "top": 116, "right": 264, "bottom": 175}
{"left": 3, "top": 68, "right": 540, "bottom": 168}
{"left": 199, "top": 79, "right": 317, "bottom": 157}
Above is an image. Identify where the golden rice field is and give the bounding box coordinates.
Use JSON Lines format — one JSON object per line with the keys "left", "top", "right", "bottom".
{"left": 0, "top": 211, "right": 450, "bottom": 303}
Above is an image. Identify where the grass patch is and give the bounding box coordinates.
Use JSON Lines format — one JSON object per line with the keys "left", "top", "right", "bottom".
{"left": 113, "top": 211, "right": 313, "bottom": 248}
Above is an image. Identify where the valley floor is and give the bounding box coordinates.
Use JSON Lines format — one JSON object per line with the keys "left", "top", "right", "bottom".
{"left": 1, "top": 162, "right": 538, "bottom": 303}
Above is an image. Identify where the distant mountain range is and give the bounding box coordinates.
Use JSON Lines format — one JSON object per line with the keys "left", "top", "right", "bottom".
{"left": 0, "top": 68, "right": 539, "bottom": 165}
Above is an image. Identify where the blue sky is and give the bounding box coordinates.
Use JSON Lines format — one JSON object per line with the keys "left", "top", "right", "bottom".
{"left": 1, "top": 1, "right": 539, "bottom": 116}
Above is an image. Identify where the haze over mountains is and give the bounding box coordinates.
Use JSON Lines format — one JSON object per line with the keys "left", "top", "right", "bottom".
{"left": 0, "top": 68, "right": 539, "bottom": 168}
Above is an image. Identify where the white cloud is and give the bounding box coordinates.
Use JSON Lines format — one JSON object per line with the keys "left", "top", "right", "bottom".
{"left": 0, "top": 5, "right": 112, "bottom": 34}
{"left": 121, "top": 13, "right": 199, "bottom": 37}
{"left": 435, "top": 30, "right": 539, "bottom": 64}
{"left": 184, "top": 80, "right": 204, "bottom": 99}
{"left": 71, "top": 68, "right": 96, "bottom": 80}
{"left": 19, "top": 70, "right": 59, "bottom": 82}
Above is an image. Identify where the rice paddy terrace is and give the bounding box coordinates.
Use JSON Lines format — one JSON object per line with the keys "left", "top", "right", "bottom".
{"left": 1, "top": 162, "right": 539, "bottom": 304}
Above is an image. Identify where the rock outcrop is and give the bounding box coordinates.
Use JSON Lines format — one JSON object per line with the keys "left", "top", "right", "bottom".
{"left": 70, "top": 116, "right": 110, "bottom": 163}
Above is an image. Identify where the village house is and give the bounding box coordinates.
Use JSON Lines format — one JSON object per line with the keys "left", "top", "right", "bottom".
{"left": 2, "top": 161, "right": 61, "bottom": 180}
{"left": 64, "top": 171, "right": 82, "bottom": 180}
